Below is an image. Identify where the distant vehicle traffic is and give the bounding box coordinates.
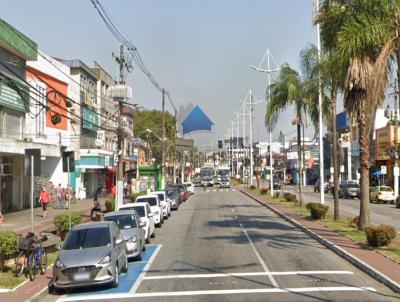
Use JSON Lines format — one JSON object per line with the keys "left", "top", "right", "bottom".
{"left": 370, "top": 186, "right": 395, "bottom": 204}
{"left": 338, "top": 182, "right": 360, "bottom": 199}
{"left": 219, "top": 176, "right": 230, "bottom": 188}
{"left": 150, "top": 191, "right": 170, "bottom": 218}
{"left": 183, "top": 182, "right": 195, "bottom": 194}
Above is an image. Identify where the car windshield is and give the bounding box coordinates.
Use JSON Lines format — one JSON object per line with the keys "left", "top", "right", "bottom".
{"left": 64, "top": 227, "right": 110, "bottom": 250}
{"left": 137, "top": 197, "right": 157, "bottom": 206}
{"left": 221, "top": 178, "right": 229, "bottom": 181}
{"left": 121, "top": 206, "right": 145, "bottom": 217}
{"left": 348, "top": 184, "right": 359, "bottom": 188}
{"left": 379, "top": 187, "right": 392, "bottom": 192}
{"left": 156, "top": 193, "right": 164, "bottom": 201}
{"left": 166, "top": 190, "right": 175, "bottom": 198}
{"left": 104, "top": 214, "right": 137, "bottom": 229}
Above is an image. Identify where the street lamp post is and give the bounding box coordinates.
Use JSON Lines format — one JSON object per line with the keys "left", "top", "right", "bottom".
{"left": 146, "top": 128, "right": 169, "bottom": 189}
{"left": 251, "top": 49, "right": 280, "bottom": 195}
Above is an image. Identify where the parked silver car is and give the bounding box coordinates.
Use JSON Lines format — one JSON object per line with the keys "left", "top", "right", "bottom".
{"left": 52, "top": 221, "right": 128, "bottom": 290}
{"left": 104, "top": 210, "right": 146, "bottom": 259}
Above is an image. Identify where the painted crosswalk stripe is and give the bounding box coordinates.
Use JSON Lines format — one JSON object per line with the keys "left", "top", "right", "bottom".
{"left": 60, "top": 286, "right": 376, "bottom": 300}
{"left": 143, "top": 271, "right": 354, "bottom": 280}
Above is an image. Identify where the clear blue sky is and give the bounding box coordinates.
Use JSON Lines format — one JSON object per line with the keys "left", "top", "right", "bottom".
{"left": 1, "top": 0, "right": 320, "bottom": 149}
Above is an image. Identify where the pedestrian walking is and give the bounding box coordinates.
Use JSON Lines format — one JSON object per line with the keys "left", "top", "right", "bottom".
{"left": 55, "top": 183, "right": 64, "bottom": 209}
{"left": 90, "top": 187, "right": 102, "bottom": 219}
{"left": 39, "top": 186, "right": 50, "bottom": 218}
{"left": 0, "top": 207, "right": 3, "bottom": 225}
{"left": 111, "top": 185, "right": 116, "bottom": 199}
{"left": 48, "top": 181, "right": 55, "bottom": 208}
{"left": 64, "top": 186, "right": 73, "bottom": 209}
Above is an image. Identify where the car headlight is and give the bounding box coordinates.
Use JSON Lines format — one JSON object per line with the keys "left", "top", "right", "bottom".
{"left": 55, "top": 259, "right": 65, "bottom": 269}
{"left": 129, "top": 235, "right": 137, "bottom": 243}
{"left": 98, "top": 253, "right": 112, "bottom": 264}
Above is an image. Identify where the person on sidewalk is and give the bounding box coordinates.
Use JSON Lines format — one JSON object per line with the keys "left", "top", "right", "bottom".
{"left": 55, "top": 184, "right": 64, "bottom": 209}
{"left": 90, "top": 187, "right": 102, "bottom": 219}
{"left": 0, "top": 207, "right": 3, "bottom": 225}
{"left": 64, "top": 186, "right": 73, "bottom": 209}
{"left": 39, "top": 186, "right": 50, "bottom": 218}
{"left": 48, "top": 181, "right": 55, "bottom": 208}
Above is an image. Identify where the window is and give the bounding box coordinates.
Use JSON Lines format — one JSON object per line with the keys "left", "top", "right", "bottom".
{"left": 35, "top": 83, "right": 46, "bottom": 135}
{"left": 2, "top": 108, "right": 23, "bottom": 139}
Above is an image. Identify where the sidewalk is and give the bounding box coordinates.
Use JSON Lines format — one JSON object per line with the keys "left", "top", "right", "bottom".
{"left": 0, "top": 197, "right": 107, "bottom": 302}
{"left": 241, "top": 187, "right": 400, "bottom": 294}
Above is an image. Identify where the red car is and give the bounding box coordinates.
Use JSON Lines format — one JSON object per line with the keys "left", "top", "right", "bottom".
{"left": 175, "top": 185, "right": 189, "bottom": 202}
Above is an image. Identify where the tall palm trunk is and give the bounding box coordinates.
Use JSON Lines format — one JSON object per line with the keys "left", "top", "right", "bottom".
{"left": 358, "top": 109, "right": 371, "bottom": 228}
{"left": 331, "top": 91, "right": 339, "bottom": 220}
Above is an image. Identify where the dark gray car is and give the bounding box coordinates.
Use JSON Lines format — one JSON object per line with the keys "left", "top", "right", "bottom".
{"left": 52, "top": 221, "right": 128, "bottom": 290}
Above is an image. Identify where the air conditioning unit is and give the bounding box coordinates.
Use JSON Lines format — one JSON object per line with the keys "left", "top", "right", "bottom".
{"left": 23, "top": 137, "right": 33, "bottom": 142}
{"left": 0, "top": 163, "right": 13, "bottom": 175}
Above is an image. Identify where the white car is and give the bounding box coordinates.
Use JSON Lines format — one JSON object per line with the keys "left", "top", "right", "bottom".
{"left": 150, "top": 191, "right": 170, "bottom": 218}
{"left": 136, "top": 195, "right": 163, "bottom": 226}
{"left": 119, "top": 203, "right": 155, "bottom": 243}
{"left": 183, "top": 182, "right": 195, "bottom": 195}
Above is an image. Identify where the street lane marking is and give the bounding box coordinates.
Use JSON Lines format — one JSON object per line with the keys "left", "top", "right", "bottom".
{"left": 213, "top": 189, "right": 216, "bottom": 192}
{"left": 142, "top": 271, "right": 354, "bottom": 280}
{"left": 58, "top": 286, "right": 376, "bottom": 300}
{"left": 130, "top": 244, "right": 162, "bottom": 293}
{"left": 242, "top": 228, "right": 279, "bottom": 288}
{"left": 232, "top": 189, "right": 236, "bottom": 191}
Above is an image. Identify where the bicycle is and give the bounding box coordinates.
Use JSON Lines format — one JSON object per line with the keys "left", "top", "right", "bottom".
{"left": 15, "top": 232, "right": 48, "bottom": 281}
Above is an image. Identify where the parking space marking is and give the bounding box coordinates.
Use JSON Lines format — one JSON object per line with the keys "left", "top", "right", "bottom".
{"left": 142, "top": 270, "right": 354, "bottom": 280}
{"left": 57, "top": 244, "right": 161, "bottom": 301}
{"left": 130, "top": 244, "right": 162, "bottom": 293}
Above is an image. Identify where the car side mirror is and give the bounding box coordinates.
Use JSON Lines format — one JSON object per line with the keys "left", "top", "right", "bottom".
{"left": 56, "top": 244, "right": 61, "bottom": 251}
{"left": 148, "top": 213, "right": 154, "bottom": 218}
{"left": 140, "top": 222, "right": 146, "bottom": 228}
{"left": 115, "top": 238, "right": 124, "bottom": 245}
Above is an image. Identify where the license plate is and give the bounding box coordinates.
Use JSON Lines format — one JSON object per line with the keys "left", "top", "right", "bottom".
{"left": 74, "top": 272, "right": 90, "bottom": 281}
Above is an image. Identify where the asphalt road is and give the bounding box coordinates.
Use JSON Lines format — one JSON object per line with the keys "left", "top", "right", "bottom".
{"left": 42, "top": 187, "right": 399, "bottom": 302}
{"left": 283, "top": 185, "right": 400, "bottom": 230}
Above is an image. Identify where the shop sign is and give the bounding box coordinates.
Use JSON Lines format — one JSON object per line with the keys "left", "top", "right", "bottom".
{"left": 104, "top": 156, "right": 110, "bottom": 167}
{"left": 0, "top": 78, "right": 29, "bottom": 112}
{"left": 82, "top": 107, "right": 99, "bottom": 131}
{"left": 381, "top": 165, "right": 387, "bottom": 175}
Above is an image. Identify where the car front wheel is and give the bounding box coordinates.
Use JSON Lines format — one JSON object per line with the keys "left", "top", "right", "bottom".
{"left": 112, "top": 264, "right": 119, "bottom": 288}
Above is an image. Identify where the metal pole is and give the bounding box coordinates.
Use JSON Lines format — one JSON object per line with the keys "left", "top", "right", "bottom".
{"left": 30, "top": 155, "right": 34, "bottom": 233}
{"left": 236, "top": 113, "right": 239, "bottom": 178}
{"left": 231, "top": 122, "right": 234, "bottom": 177}
{"left": 67, "top": 156, "right": 71, "bottom": 230}
{"left": 316, "top": 0, "right": 325, "bottom": 204}
{"left": 162, "top": 88, "right": 166, "bottom": 189}
{"left": 267, "top": 53, "right": 274, "bottom": 196}
{"left": 242, "top": 101, "right": 246, "bottom": 182}
{"left": 249, "top": 90, "right": 254, "bottom": 186}
{"left": 395, "top": 79, "right": 399, "bottom": 200}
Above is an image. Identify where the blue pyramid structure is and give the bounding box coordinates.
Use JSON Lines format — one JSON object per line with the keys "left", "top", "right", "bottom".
{"left": 181, "top": 105, "right": 214, "bottom": 135}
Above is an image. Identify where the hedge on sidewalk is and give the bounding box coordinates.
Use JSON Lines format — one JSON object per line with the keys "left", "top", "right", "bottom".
{"left": 54, "top": 212, "right": 82, "bottom": 239}
{"left": 105, "top": 199, "right": 115, "bottom": 212}
{"left": 0, "top": 231, "right": 18, "bottom": 271}
{"left": 129, "top": 191, "right": 146, "bottom": 202}
{"left": 365, "top": 224, "right": 396, "bottom": 247}
{"left": 306, "top": 202, "right": 329, "bottom": 219}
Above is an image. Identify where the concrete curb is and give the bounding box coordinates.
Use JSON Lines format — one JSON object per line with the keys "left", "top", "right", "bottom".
{"left": 240, "top": 188, "right": 400, "bottom": 294}
{"left": 28, "top": 265, "right": 54, "bottom": 302}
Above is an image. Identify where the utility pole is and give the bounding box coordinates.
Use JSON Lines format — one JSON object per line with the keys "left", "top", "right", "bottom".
{"left": 394, "top": 79, "right": 399, "bottom": 201}
{"left": 162, "top": 88, "right": 166, "bottom": 189}
{"left": 109, "top": 45, "right": 132, "bottom": 210}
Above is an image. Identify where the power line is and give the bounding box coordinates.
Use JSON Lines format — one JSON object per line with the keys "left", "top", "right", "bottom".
{"left": 0, "top": 62, "right": 116, "bottom": 133}
{"left": 90, "top": 0, "right": 177, "bottom": 116}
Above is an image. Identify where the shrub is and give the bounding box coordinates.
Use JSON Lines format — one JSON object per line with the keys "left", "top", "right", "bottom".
{"left": 283, "top": 192, "right": 291, "bottom": 201}
{"left": 273, "top": 192, "right": 281, "bottom": 199}
{"left": 0, "top": 231, "right": 18, "bottom": 270}
{"left": 105, "top": 199, "right": 115, "bottom": 212}
{"left": 347, "top": 216, "right": 359, "bottom": 227}
{"left": 250, "top": 185, "right": 256, "bottom": 190}
{"left": 129, "top": 191, "right": 146, "bottom": 202}
{"left": 306, "top": 202, "right": 329, "bottom": 219}
{"left": 236, "top": 178, "right": 243, "bottom": 184}
{"left": 260, "top": 188, "right": 268, "bottom": 195}
{"left": 54, "top": 212, "right": 82, "bottom": 239}
{"left": 283, "top": 193, "right": 297, "bottom": 203}
{"left": 365, "top": 225, "right": 396, "bottom": 247}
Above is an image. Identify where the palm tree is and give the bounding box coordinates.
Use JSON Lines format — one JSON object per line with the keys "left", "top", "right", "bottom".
{"left": 266, "top": 64, "right": 318, "bottom": 206}
{"left": 300, "top": 44, "right": 346, "bottom": 220}
{"left": 316, "top": 0, "right": 397, "bottom": 228}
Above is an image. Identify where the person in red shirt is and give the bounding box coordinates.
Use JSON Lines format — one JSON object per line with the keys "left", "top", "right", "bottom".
{"left": 39, "top": 186, "right": 51, "bottom": 218}
{"left": 111, "top": 185, "right": 116, "bottom": 199}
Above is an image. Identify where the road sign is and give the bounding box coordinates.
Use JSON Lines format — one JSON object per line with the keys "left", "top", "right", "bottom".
{"left": 330, "top": 167, "right": 334, "bottom": 174}
{"left": 24, "top": 149, "right": 41, "bottom": 176}
{"left": 381, "top": 165, "right": 387, "bottom": 174}
{"left": 340, "top": 165, "right": 345, "bottom": 173}
{"left": 394, "top": 166, "right": 399, "bottom": 177}
{"left": 62, "top": 151, "right": 75, "bottom": 173}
